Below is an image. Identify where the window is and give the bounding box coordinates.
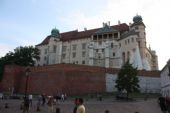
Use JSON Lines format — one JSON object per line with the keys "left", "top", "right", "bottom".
{"left": 138, "top": 41, "right": 140, "bottom": 47}
{"left": 127, "top": 51, "right": 130, "bottom": 60}
{"left": 131, "top": 38, "right": 134, "bottom": 43}
{"left": 44, "top": 56, "right": 46, "bottom": 60}
{"left": 72, "top": 45, "right": 77, "bottom": 51}
{"left": 44, "top": 49, "right": 48, "bottom": 54}
{"left": 82, "top": 43, "right": 86, "bottom": 50}
{"left": 133, "top": 48, "right": 136, "bottom": 52}
{"left": 135, "top": 26, "right": 138, "bottom": 30}
{"left": 128, "top": 39, "right": 129, "bottom": 44}
{"left": 119, "top": 43, "right": 121, "bottom": 47}
{"left": 98, "top": 35, "right": 102, "bottom": 38}
{"left": 96, "top": 49, "right": 98, "bottom": 52}
{"left": 109, "top": 34, "right": 112, "bottom": 38}
{"left": 122, "top": 52, "right": 125, "bottom": 64}
{"left": 111, "top": 43, "right": 113, "bottom": 48}
{"left": 104, "top": 34, "right": 107, "bottom": 38}
{"left": 98, "top": 54, "right": 101, "bottom": 59}
{"left": 82, "top": 60, "right": 85, "bottom": 64}
{"left": 72, "top": 52, "right": 76, "bottom": 58}
{"left": 53, "top": 45, "right": 57, "bottom": 53}
{"left": 82, "top": 51, "right": 86, "bottom": 57}
{"left": 125, "top": 40, "right": 127, "bottom": 45}
{"left": 93, "top": 35, "right": 97, "bottom": 40}
{"left": 113, "top": 52, "right": 115, "bottom": 57}
{"left": 102, "top": 49, "right": 105, "bottom": 52}
{"left": 62, "top": 46, "right": 67, "bottom": 52}
{"left": 62, "top": 54, "right": 66, "bottom": 59}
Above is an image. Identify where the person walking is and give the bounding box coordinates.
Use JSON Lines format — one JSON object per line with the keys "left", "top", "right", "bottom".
{"left": 42, "top": 94, "right": 46, "bottom": 106}
{"left": 158, "top": 96, "right": 167, "bottom": 113}
{"left": 76, "top": 98, "right": 85, "bottom": 113}
{"left": 47, "top": 96, "right": 54, "bottom": 113}
{"left": 23, "top": 97, "right": 30, "bottom": 113}
{"left": 28, "top": 94, "right": 33, "bottom": 106}
{"left": 73, "top": 98, "right": 79, "bottom": 113}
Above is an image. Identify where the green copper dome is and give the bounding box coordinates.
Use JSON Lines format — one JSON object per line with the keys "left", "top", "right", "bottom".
{"left": 133, "top": 15, "right": 143, "bottom": 23}
{"left": 51, "top": 28, "right": 60, "bottom": 38}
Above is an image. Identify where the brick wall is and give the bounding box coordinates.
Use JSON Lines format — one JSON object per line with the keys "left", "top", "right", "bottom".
{"left": 0, "top": 64, "right": 160, "bottom": 95}
{"left": 0, "top": 64, "right": 105, "bottom": 95}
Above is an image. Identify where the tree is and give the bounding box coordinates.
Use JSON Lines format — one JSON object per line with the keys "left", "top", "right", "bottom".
{"left": 12, "top": 46, "right": 40, "bottom": 66}
{"left": 115, "top": 60, "right": 140, "bottom": 98}
{"left": 0, "top": 46, "right": 40, "bottom": 81}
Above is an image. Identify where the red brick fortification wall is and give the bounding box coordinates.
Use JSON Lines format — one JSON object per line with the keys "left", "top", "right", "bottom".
{"left": 0, "top": 64, "right": 160, "bottom": 95}
{"left": 0, "top": 65, "right": 24, "bottom": 93}
{"left": 1, "top": 64, "right": 106, "bottom": 96}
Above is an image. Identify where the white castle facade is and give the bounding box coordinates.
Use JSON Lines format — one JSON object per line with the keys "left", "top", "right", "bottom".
{"left": 36, "top": 15, "right": 158, "bottom": 70}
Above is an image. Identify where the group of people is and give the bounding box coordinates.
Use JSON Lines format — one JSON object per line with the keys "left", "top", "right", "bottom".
{"left": 45, "top": 96, "right": 85, "bottom": 113}
{"left": 22, "top": 94, "right": 85, "bottom": 113}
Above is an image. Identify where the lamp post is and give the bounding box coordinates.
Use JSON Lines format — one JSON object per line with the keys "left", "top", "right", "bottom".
{"left": 25, "top": 68, "right": 31, "bottom": 98}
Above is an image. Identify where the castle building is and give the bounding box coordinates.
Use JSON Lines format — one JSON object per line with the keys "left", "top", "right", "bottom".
{"left": 160, "top": 59, "right": 170, "bottom": 96}
{"left": 36, "top": 15, "right": 158, "bottom": 70}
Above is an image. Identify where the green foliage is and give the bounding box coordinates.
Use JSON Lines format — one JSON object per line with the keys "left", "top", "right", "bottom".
{"left": 12, "top": 46, "right": 40, "bottom": 66}
{"left": 115, "top": 60, "right": 140, "bottom": 97}
{"left": 0, "top": 46, "right": 40, "bottom": 81}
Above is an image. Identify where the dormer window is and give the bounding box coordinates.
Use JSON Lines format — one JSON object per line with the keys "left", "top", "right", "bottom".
{"left": 98, "top": 35, "right": 102, "bottom": 39}
{"left": 109, "top": 34, "right": 112, "bottom": 38}
{"left": 135, "top": 26, "right": 138, "bottom": 30}
{"left": 104, "top": 34, "right": 107, "bottom": 39}
{"left": 93, "top": 35, "right": 97, "bottom": 40}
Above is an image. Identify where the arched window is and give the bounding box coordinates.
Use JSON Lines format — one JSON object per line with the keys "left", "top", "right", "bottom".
{"left": 127, "top": 51, "right": 130, "bottom": 60}
{"left": 122, "top": 52, "right": 125, "bottom": 64}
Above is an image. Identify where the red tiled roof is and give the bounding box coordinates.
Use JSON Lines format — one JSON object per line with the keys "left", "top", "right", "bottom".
{"left": 36, "top": 36, "right": 51, "bottom": 46}
{"left": 36, "top": 23, "right": 129, "bottom": 46}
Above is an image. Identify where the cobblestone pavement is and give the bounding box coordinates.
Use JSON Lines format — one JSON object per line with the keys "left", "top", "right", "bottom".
{"left": 0, "top": 98, "right": 162, "bottom": 113}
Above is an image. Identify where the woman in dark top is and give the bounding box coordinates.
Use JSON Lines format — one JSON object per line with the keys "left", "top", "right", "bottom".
{"left": 73, "top": 98, "right": 78, "bottom": 113}
{"left": 158, "top": 96, "right": 167, "bottom": 113}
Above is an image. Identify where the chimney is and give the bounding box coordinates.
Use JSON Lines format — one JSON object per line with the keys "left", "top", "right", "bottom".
{"left": 108, "top": 21, "right": 110, "bottom": 25}
{"left": 118, "top": 20, "right": 121, "bottom": 25}
{"left": 103, "top": 22, "right": 105, "bottom": 27}
{"left": 108, "top": 21, "right": 110, "bottom": 28}
{"left": 84, "top": 27, "right": 87, "bottom": 31}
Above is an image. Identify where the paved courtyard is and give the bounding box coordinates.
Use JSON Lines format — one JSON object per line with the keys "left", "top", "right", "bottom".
{"left": 0, "top": 98, "right": 162, "bottom": 113}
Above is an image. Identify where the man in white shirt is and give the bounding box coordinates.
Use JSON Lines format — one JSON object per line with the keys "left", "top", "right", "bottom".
{"left": 28, "top": 94, "right": 33, "bottom": 106}
{"left": 76, "top": 98, "right": 85, "bottom": 113}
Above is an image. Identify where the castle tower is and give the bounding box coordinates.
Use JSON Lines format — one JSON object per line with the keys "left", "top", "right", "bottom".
{"left": 48, "top": 28, "right": 62, "bottom": 64}
{"left": 130, "top": 15, "right": 146, "bottom": 60}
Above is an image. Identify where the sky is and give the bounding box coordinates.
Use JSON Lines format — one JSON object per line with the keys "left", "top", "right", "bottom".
{"left": 0, "top": 0, "right": 170, "bottom": 70}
